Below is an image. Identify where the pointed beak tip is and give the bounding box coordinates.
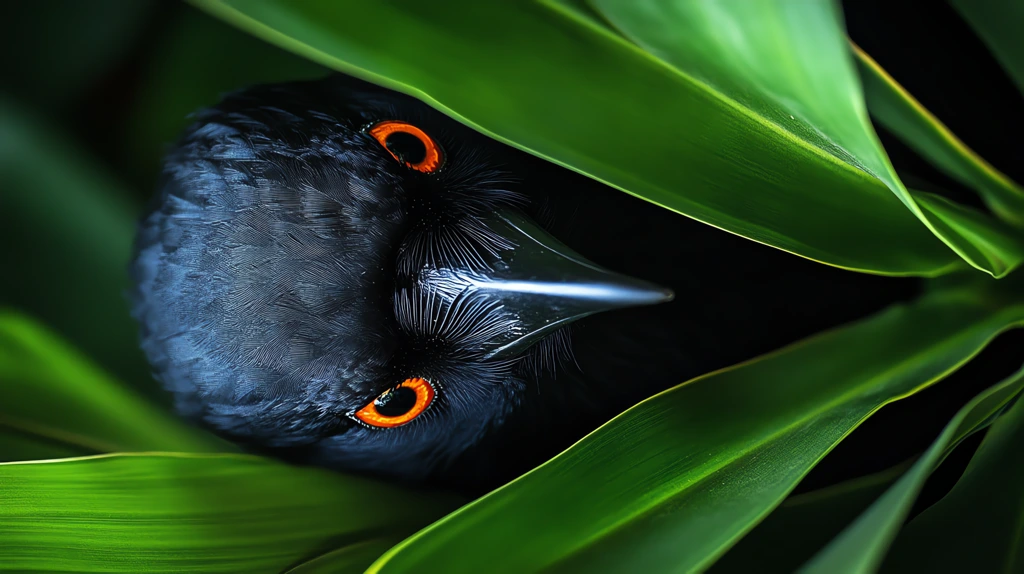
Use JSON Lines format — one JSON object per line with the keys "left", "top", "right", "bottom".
{"left": 646, "top": 285, "right": 674, "bottom": 305}
{"left": 660, "top": 287, "right": 676, "bottom": 303}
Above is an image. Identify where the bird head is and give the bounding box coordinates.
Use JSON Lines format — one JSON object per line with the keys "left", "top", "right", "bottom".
{"left": 132, "top": 76, "right": 673, "bottom": 481}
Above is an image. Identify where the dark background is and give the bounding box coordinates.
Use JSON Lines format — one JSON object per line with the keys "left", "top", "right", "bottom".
{"left": 0, "top": 0, "right": 1021, "bottom": 509}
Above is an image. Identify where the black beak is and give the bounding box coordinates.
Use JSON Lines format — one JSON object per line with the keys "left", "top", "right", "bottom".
{"left": 405, "top": 208, "right": 674, "bottom": 359}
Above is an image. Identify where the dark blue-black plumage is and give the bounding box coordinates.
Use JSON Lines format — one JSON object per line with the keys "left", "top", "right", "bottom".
{"left": 133, "top": 75, "right": 916, "bottom": 489}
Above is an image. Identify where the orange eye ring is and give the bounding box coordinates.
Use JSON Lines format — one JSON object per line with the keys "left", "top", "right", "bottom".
{"left": 368, "top": 120, "right": 444, "bottom": 173}
{"left": 354, "top": 377, "right": 435, "bottom": 428}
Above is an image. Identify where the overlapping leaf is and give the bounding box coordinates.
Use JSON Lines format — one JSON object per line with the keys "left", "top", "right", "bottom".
{"left": 353, "top": 280, "right": 1024, "bottom": 573}
{"left": 710, "top": 464, "right": 907, "bottom": 573}
{"left": 883, "top": 381, "right": 1024, "bottom": 572}
{"left": 855, "top": 45, "right": 1024, "bottom": 226}
{"left": 587, "top": 0, "right": 1022, "bottom": 276}
{"left": 193, "top": 0, "right": 965, "bottom": 276}
{"left": 802, "top": 365, "right": 1024, "bottom": 572}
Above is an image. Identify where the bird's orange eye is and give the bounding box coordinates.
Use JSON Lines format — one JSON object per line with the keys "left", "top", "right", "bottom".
{"left": 354, "top": 377, "right": 435, "bottom": 428}
{"left": 368, "top": 120, "right": 444, "bottom": 173}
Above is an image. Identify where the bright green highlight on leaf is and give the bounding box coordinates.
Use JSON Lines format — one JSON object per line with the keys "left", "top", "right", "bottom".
{"left": 856, "top": 45, "right": 1024, "bottom": 227}
{"left": 0, "top": 453, "right": 460, "bottom": 573}
{"left": 883, "top": 377, "right": 1024, "bottom": 573}
{"left": 366, "top": 282, "right": 1024, "bottom": 574}
{"left": 586, "top": 0, "right": 1022, "bottom": 278}
{"left": 193, "top": 0, "right": 971, "bottom": 277}
{"left": 801, "top": 364, "right": 1024, "bottom": 573}
{"left": 0, "top": 312, "right": 222, "bottom": 460}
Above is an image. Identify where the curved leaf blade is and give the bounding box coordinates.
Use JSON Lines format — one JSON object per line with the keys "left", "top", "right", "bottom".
{"left": 856, "top": 45, "right": 1024, "bottom": 226}
{"left": 801, "top": 365, "right": 1024, "bottom": 572}
{"left": 710, "top": 463, "right": 908, "bottom": 573}
{"left": 193, "top": 0, "right": 961, "bottom": 276}
{"left": 0, "top": 453, "right": 459, "bottom": 573}
{"left": 284, "top": 539, "right": 399, "bottom": 574}
{"left": 883, "top": 379, "right": 1024, "bottom": 572}
{"left": 911, "top": 191, "right": 1024, "bottom": 278}
{"left": 587, "top": 0, "right": 1020, "bottom": 277}
{"left": 0, "top": 312, "right": 222, "bottom": 460}
{"left": 369, "top": 284, "right": 1024, "bottom": 574}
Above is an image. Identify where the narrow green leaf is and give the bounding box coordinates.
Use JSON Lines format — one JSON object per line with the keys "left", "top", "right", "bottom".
{"left": 0, "top": 99, "right": 152, "bottom": 392}
{"left": 0, "top": 453, "right": 459, "bottom": 573}
{"left": 193, "top": 0, "right": 962, "bottom": 276}
{"left": 950, "top": 0, "right": 1024, "bottom": 94}
{"left": 882, "top": 377, "right": 1024, "bottom": 572}
{"left": 710, "top": 463, "right": 908, "bottom": 574}
{"left": 801, "top": 365, "right": 1024, "bottom": 573}
{"left": 0, "top": 312, "right": 222, "bottom": 460}
{"left": 284, "top": 539, "right": 400, "bottom": 574}
{"left": 856, "top": 45, "right": 1024, "bottom": 226}
{"left": 587, "top": 0, "right": 1020, "bottom": 277}
{"left": 369, "top": 283, "right": 1024, "bottom": 574}
{"left": 911, "top": 191, "right": 1024, "bottom": 278}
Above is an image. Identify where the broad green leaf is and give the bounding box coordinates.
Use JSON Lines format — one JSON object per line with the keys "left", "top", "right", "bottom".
{"left": 586, "top": 0, "right": 1021, "bottom": 277}
{"left": 0, "top": 100, "right": 153, "bottom": 393}
{"left": 882, "top": 380, "right": 1024, "bottom": 573}
{"left": 0, "top": 312, "right": 222, "bottom": 461}
{"left": 710, "top": 463, "right": 907, "bottom": 574}
{"left": 801, "top": 365, "right": 1024, "bottom": 573}
{"left": 124, "top": 4, "right": 326, "bottom": 186}
{"left": 193, "top": 0, "right": 963, "bottom": 276}
{"left": 368, "top": 282, "right": 1024, "bottom": 574}
{"left": 856, "top": 45, "right": 1024, "bottom": 226}
{"left": 950, "top": 0, "right": 1024, "bottom": 94}
{"left": 0, "top": 453, "right": 459, "bottom": 573}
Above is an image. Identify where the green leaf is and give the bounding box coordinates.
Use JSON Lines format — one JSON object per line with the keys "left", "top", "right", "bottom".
{"left": 284, "top": 539, "right": 401, "bottom": 574}
{"left": 124, "top": 4, "right": 326, "bottom": 186}
{"left": 911, "top": 191, "right": 1024, "bottom": 278}
{"left": 368, "top": 282, "right": 1024, "bottom": 574}
{"left": 883, "top": 377, "right": 1024, "bottom": 572}
{"left": 800, "top": 365, "right": 1024, "bottom": 573}
{"left": 0, "top": 453, "right": 460, "bottom": 573}
{"left": 586, "top": 0, "right": 1022, "bottom": 277}
{"left": 709, "top": 463, "right": 907, "bottom": 573}
{"left": 856, "top": 45, "right": 1024, "bottom": 226}
{"left": 950, "top": 0, "right": 1024, "bottom": 94}
{"left": 0, "top": 312, "right": 222, "bottom": 461}
{"left": 0, "top": 99, "right": 153, "bottom": 393}
{"left": 192, "top": 0, "right": 965, "bottom": 276}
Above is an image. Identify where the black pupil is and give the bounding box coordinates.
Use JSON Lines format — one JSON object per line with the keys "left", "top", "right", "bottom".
{"left": 385, "top": 131, "right": 427, "bottom": 165}
{"left": 374, "top": 386, "right": 418, "bottom": 417}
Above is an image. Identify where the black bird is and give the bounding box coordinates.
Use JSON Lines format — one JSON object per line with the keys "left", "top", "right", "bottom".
{"left": 132, "top": 75, "right": 915, "bottom": 490}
